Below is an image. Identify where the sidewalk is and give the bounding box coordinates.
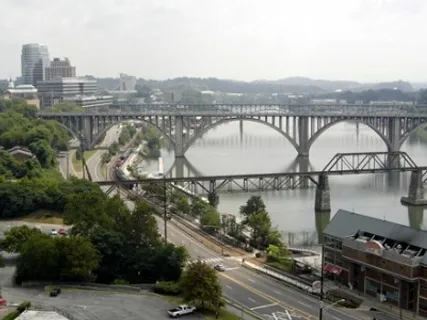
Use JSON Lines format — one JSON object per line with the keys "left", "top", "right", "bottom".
{"left": 326, "top": 280, "right": 421, "bottom": 320}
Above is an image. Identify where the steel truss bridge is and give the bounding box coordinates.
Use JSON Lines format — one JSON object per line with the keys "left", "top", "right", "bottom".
{"left": 98, "top": 152, "right": 427, "bottom": 196}
{"left": 38, "top": 104, "right": 427, "bottom": 158}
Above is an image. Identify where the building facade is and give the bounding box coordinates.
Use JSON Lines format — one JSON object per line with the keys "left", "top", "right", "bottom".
{"left": 119, "top": 73, "right": 136, "bottom": 91}
{"left": 45, "top": 58, "right": 76, "bottom": 80}
{"left": 21, "top": 43, "right": 50, "bottom": 86}
{"left": 323, "top": 210, "right": 427, "bottom": 317}
{"left": 37, "top": 77, "right": 97, "bottom": 107}
{"left": 2, "top": 79, "right": 40, "bottom": 109}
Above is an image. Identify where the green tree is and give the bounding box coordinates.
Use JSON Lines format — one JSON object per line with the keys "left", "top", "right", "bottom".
{"left": 1, "top": 225, "right": 44, "bottom": 253}
{"left": 418, "top": 89, "right": 427, "bottom": 105}
{"left": 200, "top": 207, "right": 221, "bottom": 231}
{"left": 240, "top": 196, "right": 266, "bottom": 222}
{"left": 64, "top": 190, "right": 112, "bottom": 236}
{"left": 125, "top": 200, "right": 160, "bottom": 247}
{"left": 56, "top": 236, "right": 100, "bottom": 281}
{"left": 16, "top": 234, "right": 60, "bottom": 283}
{"left": 89, "top": 228, "right": 126, "bottom": 283}
{"left": 153, "top": 243, "right": 188, "bottom": 281}
{"left": 28, "top": 139, "right": 57, "bottom": 168}
{"left": 190, "top": 198, "right": 209, "bottom": 217}
{"left": 170, "top": 191, "right": 190, "bottom": 214}
{"left": 180, "top": 261, "right": 222, "bottom": 310}
{"left": 51, "top": 103, "right": 84, "bottom": 113}
{"left": 266, "top": 244, "right": 292, "bottom": 271}
{"left": 15, "top": 234, "right": 100, "bottom": 283}
{"left": 247, "top": 211, "right": 272, "bottom": 249}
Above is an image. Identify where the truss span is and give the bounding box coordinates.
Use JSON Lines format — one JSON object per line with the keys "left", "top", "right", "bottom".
{"left": 98, "top": 152, "right": 427, "bottom": 194}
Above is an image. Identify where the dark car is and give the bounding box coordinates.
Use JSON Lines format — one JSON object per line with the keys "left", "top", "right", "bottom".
{"left": 49, "top": 288, "right": 61, "bottom": 297}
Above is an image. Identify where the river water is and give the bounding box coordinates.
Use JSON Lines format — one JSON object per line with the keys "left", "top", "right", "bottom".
{"left": 140, "top": 121, "right": 427, "bottom": 246}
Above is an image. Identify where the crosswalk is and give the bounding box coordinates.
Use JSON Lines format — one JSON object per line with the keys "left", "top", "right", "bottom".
{"left": 190, "top": 257, "right": 224, "bottom": 264}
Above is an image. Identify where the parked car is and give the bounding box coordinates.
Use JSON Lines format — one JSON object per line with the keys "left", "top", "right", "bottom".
{"left": 167, "top": 305, "right": 196, "bottom": 318}
{"left": 58, "top": 228, "right": 67, "bottom": 236}
{"left": 214, "top": 264, "right": 226, "bottom": 272}
{"left": 50, "top": 229, "right": 58, "bottom": 236}
{"left": 49, "top": 288, "right": 61, "bottom": 297}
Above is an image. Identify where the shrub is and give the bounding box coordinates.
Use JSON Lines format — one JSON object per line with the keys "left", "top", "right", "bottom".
{"left": 153, "top": 281, "right": 182, "bottom": 296}
{"left": 112, "top": 279, "right": 129, "bottom": 285}
{"left": 255, "top": 252, "right": 262, "bottom": 258}
{"left": 17, "top": 301, "right": 31, "bottom": 313}
{"left": 244, "top": 246, "right": 254, "bottom": 253}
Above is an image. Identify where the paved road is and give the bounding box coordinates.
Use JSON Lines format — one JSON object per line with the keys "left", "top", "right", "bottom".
{"left": 76, "top": 127, "right": 392, "bottom": 320}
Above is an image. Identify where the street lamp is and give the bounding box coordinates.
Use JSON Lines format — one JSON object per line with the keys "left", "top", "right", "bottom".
{"left": 320, "top": 299, "right": 345, "bottom": 315}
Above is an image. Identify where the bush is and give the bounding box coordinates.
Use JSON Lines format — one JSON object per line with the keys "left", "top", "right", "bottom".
{"left": 255, "top": 252, "right": 261, "bottom": 258}
{"left": 153, "top": 281, "right": 182, "bottom": 296}
{"left": 2, "top": 310, "right": 20, "bottom": 320}
{"left": 17, "top": 301, "right": 31, "bottom": 313}
{"left": 112, "top": 279, "right": 129, "bottom": 285}
{"left": 244, "top": 246, "right": 254, "bottom": 253}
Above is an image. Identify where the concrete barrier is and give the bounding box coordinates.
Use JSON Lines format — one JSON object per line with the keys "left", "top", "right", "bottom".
{"left": 242, "top": 261, "right": 320, "bottom": 294}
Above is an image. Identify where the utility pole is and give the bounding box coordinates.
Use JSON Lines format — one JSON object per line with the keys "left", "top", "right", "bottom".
{"left": 319, "top": 244, "right": 325, "bottom": 320}
{"left": 66, "top": 151, "right": 70, "bottom": 179}
{"left": 163, "top": 178, "right": 168, "bottom": 244}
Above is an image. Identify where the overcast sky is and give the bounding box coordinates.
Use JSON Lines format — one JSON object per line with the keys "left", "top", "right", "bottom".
{"left": 1, "top": 0, "right": 426, "bottom": 82}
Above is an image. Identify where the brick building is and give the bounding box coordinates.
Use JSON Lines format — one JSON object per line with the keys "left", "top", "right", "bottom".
{"left": 323, "top": 209, "right": 427, "bottom": 316}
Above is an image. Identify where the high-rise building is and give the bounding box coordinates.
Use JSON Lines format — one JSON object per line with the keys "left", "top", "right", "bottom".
{"left": 45, "top": 58, "right": 76, "bottom": 80}
{"left": 119, "top": 73, "right": 136, "bottom": 91}
{"left": 21, "top": 43, "right": 50, "bottom": 86}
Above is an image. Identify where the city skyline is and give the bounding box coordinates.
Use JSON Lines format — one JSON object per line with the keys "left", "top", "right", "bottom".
{"left": 1, "top": 0, "right": 427, "bottom": 82}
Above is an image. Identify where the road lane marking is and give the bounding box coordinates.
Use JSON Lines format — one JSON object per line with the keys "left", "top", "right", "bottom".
{"left": 273, "top": 290, "right": 281, "bottom": 294}
{"left": 225, "top": 267, "right": 240, "bottom": 271}
{"left": 248, "top": 279, "right": 256, "bottom": 283}
{"left": 248, "top": 298, "right": 256, "bottom": 303}
{"left": 219, "top": 273, "right": 314, "bottom": 320}
{"left": 226, "top": 285, "right": 232, "bottom": 290}
{"left": 297, "top": 301, "right": 316, "bottom": 310}
{"left": 170, "top": 232, "right": 176, "bottom": 237}
{"left": 250, "top": 303, "right": 277, "bottom": 311}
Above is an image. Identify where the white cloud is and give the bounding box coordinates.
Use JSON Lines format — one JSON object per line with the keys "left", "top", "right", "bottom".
{"left": 1, "top": 0, "right": 426, "bottom": 82}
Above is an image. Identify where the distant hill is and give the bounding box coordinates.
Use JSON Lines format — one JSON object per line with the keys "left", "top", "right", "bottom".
{"left": 93, "top": 76, "right": 415, "bottom": 94}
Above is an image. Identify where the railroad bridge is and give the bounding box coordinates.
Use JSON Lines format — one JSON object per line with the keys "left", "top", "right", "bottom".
{"left": 37, "top": 104, "right": 427, "bottom": 158}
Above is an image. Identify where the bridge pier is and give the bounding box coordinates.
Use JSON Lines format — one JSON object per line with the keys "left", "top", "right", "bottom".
{"left": 175, "top": 116, "right": 185, "bottom": 158}
{"left": 401, "top": 170, "right": 427, "bottom": 206}
{"left": 298, "top": 117, "right": 309, "bottom": 157}
{"left": 82, "top": 116, "right": 93, "bottom": 150}
{"left": 315, "top": 174, "right": 331, "bottom": 212}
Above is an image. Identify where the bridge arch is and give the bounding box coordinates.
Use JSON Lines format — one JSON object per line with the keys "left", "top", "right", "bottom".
{"left": 49, "top": 121, "right": 84, "bottom": 146}
{"left": 308, "top": 119, "right": 392, "bottom": 152}
{"left": 184, "top": 117, "right": 300, "bottom": 154}
{"left": 398, "top": 122, "right": 427, "bottom": 149}
{"left": 92, "top": 119, "right": 176, "bottom": 149}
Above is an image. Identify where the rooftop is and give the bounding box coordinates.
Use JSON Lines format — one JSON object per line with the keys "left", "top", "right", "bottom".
{"left": 16, "top": 310, "right": 69, "bottom": 320}
{"left": 324, "top": 209, "right": 427, "bottom": 264}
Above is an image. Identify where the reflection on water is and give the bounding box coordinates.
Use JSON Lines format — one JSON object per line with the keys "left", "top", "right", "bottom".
{"left": 155, "top": 121, "right": 427, "bottom": 245}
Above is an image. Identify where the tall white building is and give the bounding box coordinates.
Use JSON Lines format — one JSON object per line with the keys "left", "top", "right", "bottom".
{"left": 119, "top": 73, "right": 136, "bottom": 91}
{"left": 21, "top": 43, "right": 50, "bottom": 86}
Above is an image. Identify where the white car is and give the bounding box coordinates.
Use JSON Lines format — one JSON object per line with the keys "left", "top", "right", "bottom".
{"left": 214, "top": 264, "right": 226, "bottom": 272}
{"left": 167, "top": 305, "right": 196, "bottom": 318}
{"left": 50, "top": 229, "right": 58, "bottom": 236}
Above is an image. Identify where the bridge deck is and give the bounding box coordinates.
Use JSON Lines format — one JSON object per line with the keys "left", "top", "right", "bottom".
{"left": 97, "top": 166, "right": 427, "bottom": 186}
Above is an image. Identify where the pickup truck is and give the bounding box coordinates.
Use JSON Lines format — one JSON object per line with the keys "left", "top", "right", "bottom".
{"left": 167, "top": 305, "right": 196, "bottom": 318}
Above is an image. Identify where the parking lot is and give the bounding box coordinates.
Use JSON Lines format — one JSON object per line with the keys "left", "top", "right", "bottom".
{"left": 3, "top": 288, "right": 201, "bottom": 320}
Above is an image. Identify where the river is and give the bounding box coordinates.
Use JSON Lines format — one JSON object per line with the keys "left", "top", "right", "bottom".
{"left": 139, "top": 121, "right": 427, "bottom": 246}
